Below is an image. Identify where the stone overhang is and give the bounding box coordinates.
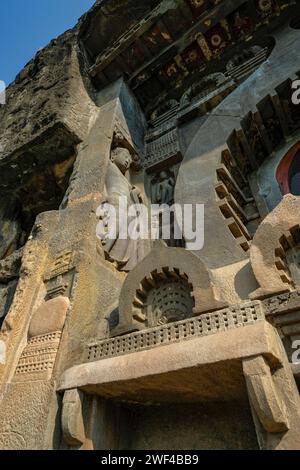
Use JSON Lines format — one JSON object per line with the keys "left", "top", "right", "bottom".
{"left": 58, "top": 320, "right": 282, "bottom": 404}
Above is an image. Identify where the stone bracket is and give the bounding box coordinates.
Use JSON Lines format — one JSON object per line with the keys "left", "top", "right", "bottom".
{"left": 62, "top": 389, "right": 86, "bottom": 447}
{"left": 243, "top": 356, "right": 289, "bottom": 434}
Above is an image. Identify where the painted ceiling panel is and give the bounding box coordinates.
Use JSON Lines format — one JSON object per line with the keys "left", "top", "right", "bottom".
{"left": 79, "top": 0, "right": 297, "bottom": 111}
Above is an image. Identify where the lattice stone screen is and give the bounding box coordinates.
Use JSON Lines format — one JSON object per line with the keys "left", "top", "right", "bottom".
{"left": 87, "top": 301, "right": 264, "bottom": 362}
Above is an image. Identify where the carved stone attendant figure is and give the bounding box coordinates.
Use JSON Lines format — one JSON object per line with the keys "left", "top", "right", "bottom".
{"left": 151, "top": 170, "right": 175, "bottom": 205}
{"left": 150, "top": 169, "right": 184, "bottom": 247}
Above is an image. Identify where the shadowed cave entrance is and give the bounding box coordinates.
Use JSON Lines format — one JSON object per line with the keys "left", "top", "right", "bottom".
{"left": 88, "top": 399, "right": 259, "bottom": 450}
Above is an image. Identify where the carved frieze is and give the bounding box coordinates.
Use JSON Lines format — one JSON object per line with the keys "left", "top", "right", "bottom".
{"left": 44, "top": 250, "right": 76, "bottom": 300}
{"left": 47, "top": 251, "right": 74, "bottom": 279}
{"left": 14, "top": 331, "right": 62, "bottom": 381}
{"left": 13, "top": 296, "right": 70, "bottom": 382}
{"left": 262, "top": 290, "right": 300, "bottom": 340}
{"left": 225, "top": 46, "right": 269, "bottom": 83}
{"left": 263, "top": 290, "right": 300, "bottom": 317}
{"left": 87, "top": 300, "right": 264, "bottom": 362}
{"left": 144, "top": 127, "right": 182, "bottom": 171}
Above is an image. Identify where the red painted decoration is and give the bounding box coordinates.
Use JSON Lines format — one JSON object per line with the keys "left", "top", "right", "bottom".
{"left": 276, "top": 142, "right": 300, "bottom": 196}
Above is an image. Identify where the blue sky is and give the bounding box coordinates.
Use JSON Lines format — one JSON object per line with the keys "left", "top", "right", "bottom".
{"left": 0, "top": 0, "right": 95, "bottom": 85}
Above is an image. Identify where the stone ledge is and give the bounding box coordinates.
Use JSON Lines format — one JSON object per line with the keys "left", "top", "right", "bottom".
{"left": 58, "top": 321, "right": 282, "bottom": 403}
{"left": 88, "top": 300, "right": 264, "bottom": 362}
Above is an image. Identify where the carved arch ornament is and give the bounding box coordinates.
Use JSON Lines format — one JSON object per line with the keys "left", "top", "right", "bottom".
{"left": 250, "top": 194, "right": 300, "bottom": 300}
{"left": 114, "top": 243, "right": 227, "bottom": 336}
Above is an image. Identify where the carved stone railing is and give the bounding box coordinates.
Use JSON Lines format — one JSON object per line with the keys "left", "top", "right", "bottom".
{"left": 263, "top": 290, "right": 300, "bottom": 340}
{"left": 86, "top": 301, "right": 264, "bottom": 362}
{"left": 144, "top": 127, "right": 182, "bottom": 170}
{"left": 225, "top": 47, "right": 269, "bottom": 83}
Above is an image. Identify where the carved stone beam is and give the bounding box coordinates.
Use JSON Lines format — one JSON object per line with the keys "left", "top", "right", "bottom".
{"left": 89, "top": 0, "right": 179, "bottom": 77}
{"left": 62, "top": 389, "right": 86, "bottom": 447}
{"left": 243, "top": 355, "right": 289, "bottom": 434}
{"left": 129, "top": 0, "right": 247, "bottom": 88}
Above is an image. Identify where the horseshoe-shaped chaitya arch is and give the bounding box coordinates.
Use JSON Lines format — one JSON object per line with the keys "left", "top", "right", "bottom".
{"left": 115, "top": 243, "right": 228, "bottom": 336}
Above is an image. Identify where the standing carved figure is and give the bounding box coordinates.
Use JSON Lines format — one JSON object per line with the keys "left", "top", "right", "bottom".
{"left": 150, "top": 169, "right": 184, "bottom": 247}
{"left": 151, "top": 170, "right": 175, "bottom": 205}
{"left": 97, "top": 146, "right": 149, "bottom": 272}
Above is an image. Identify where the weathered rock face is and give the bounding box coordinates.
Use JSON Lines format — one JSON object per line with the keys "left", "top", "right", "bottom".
{"left": 80, "top": 0, "right": 161, "bottom": 63}
{"left": 0, "top": 27, "right": 96, "bottom": 194}
{"left": 1, "top": 0, "right": 300, "bottom": 452}
{"left": 0, "top": 21, "right": 99, "bottom": 267}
